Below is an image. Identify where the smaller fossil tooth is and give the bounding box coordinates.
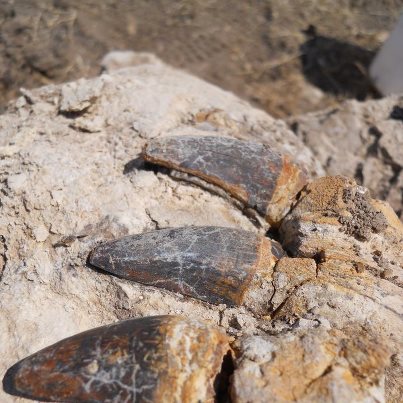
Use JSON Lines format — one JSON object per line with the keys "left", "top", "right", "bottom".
{"left": 3, "top": 315, "right": 231, "bottom": 403}
{"left": 89, "top": 226, "right": 283, "bottom": 313}
{"left": 142, "top": 135, "right": 307, "bottom": 225}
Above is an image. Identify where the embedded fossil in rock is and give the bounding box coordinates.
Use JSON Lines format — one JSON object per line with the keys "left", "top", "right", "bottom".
{"left": 3, "top": 315, "right": 231, "bottom": 402}
{"left": 90, "top": 226, "right": 284, "bottom": 314}
{"left": 142, "top": 136, "right": 307, "bottom": 226}
{"left": 1, "top": 65, "right": 402, "bottom": 403}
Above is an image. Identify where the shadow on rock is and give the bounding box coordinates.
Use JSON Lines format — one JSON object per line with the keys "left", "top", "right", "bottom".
{"left": 123, "top": 156, "right": 170, "bottom": 175}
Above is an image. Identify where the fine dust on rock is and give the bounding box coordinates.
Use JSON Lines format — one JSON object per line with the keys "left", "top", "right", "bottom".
{"left": 339, "top": 185, "right": 388, "bottom": 240}
{"left": 293, "top": 175, "right": 389, "bottom": 240}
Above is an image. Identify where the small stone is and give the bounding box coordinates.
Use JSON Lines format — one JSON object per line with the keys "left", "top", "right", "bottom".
{"left": 7, "top": 174, "right": 28, "bottom": 193}
{"left": 53, "top": 235, "right": 76, "bottom": 248}
{"left": 69, "top": 116, "right": 105, "bottom": 133}
{"left": 59, "top": 78, "right": 103, "bottom": 114}
{"left": 101, "top": 51, "right": 162, "bottom": 72}
{"left": 32, "top": 225, "right": 49, "bottom": 243}
{"left": 15, "top": 96, "right": 27, "bottom": 109}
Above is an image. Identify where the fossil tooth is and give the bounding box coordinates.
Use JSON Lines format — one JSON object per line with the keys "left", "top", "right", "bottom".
{"left": 142, "top": 136, "right": 307, "bottom": 225}
{"left": 90, "top": 226, "right": 283, "bottom": 312}
{"left": 3, "top": 315, "right": 231, "bottom": 402}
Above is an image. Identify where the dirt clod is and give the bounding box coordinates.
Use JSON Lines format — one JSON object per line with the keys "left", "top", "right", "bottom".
{"left": 340, "top": 186, "right": 388, "bottom": 241}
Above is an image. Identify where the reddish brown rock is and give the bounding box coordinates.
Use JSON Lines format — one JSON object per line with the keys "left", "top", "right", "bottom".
{"left": 3, "top": 315, "right": 231, "bottom": 402}
{"left": 142, "top": 136, "right": 307, "bottom": 225}
{"left": 280, "top": 176, "right": 403, "bottom": 285}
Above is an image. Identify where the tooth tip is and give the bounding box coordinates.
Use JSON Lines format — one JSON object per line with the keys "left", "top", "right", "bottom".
{"left": 2, "top": 365, "right": 16, "bottom": 394}
{"left": 2, "top": 361, "right": 26, "bottom": 399}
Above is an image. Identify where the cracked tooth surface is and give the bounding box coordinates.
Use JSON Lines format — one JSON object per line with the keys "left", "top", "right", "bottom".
{"left": 89, "top": 226, "right": 283, "bottom": 311}
{"left": 3, "top": 315, "right": 231, "bottom": 402}
{"left": 142, "top": 136, "right": 307, "bottom": 225}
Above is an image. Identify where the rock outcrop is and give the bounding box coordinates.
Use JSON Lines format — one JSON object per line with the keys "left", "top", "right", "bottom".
{"left": 289, "top": 96, "right": 403, "bottom": 217}
{"left": 0, "top": 59, "right": 401, "bottom": 402}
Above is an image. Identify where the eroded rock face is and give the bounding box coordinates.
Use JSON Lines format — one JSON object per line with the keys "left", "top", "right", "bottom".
{"left": 280, "top": 176, "right": 403, "bottom": 285}
{"left": 288, "top": 96, "right": 403, "bottom": 217}
{"left": 0, "top": 60, "right": 401, "bottom": 402}
{"left": 232, "top": 325, "right": 390, "bottom": 403}
{"left": 277, "top": 176, "right": 403, "bottom": 402}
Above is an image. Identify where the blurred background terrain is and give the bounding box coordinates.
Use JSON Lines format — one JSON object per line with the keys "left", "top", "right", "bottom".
{"left": 0, "top": 0, "right": 402, "bottom": 117}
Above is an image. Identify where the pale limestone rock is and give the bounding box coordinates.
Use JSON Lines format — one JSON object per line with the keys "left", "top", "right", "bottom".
{"left": 232, "top": 325, "right": 390, "bottom": 403}
{"left": 0, "top": 61, "right": 318, "bottom": 402}
{"left": 0, "top": 60, "right": 401, "bottom": 402}
{"left": 59, "top": 77, "right": 104, "bottom": 113}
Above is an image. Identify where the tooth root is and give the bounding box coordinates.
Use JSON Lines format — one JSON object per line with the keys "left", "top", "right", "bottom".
{"left": 142, "top": 136, "right": 307, "bottom": 225}
{"left": 89, "top": 226, "right": 282, "bottom": 309}
{"left": 3, "top": 315, "right": 231, "bottom": 402}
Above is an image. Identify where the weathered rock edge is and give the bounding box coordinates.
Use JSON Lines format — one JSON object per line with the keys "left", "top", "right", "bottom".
{"left": 288, "top": 96, "right": 403, "bottom": 218}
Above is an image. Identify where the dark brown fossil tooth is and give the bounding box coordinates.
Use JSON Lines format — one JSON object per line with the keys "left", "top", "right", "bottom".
{"left": 142, "top": 136, "right": 307, "bottom": 225}
{"left": 3, "top": 315, "right": 231, "bottom": 402}
{"left": 89, "top": 226, "right": 283, "bottom": 312}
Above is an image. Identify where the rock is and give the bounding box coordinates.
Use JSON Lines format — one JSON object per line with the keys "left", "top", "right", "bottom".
{"left": 232, "top": 324, "right": 390, "bottom": 402}
{"left": 280, "top": 176, "right": 403, "bottom": 284}
{"left": 276, "top": 175, "right": 402, "bottom": 401}
{"left": 288, "top": 96, "right": 403, "bottom": 217}
{"left": 270, "top": 257, "right": 317, "bottom": 311}
{"left": 31, "top": 225, "right": 49, "bottom": 243}
{"left": 0, "top": 61, "right": 401, "bottom": 402}
{"left": 59, "top": 78, "right": 104, "bottom": 114}
{"left": 6, "top": 174, "right": 28, "bottom": 193}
